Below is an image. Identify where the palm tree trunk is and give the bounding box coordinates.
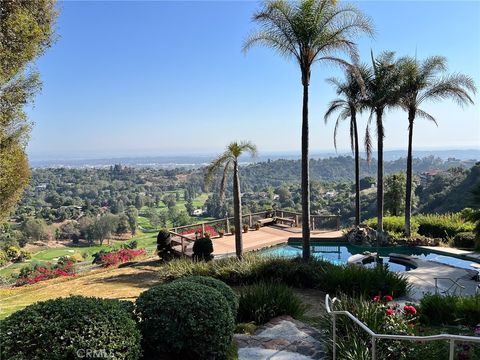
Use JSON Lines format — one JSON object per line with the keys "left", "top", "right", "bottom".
{"left": 233, "top": 160, "right": 243, "bottom": 259}
{"left": 301, "top": 70, "right": 311, "bottom": 261}
{"left": 352, "top": 111, "right": 360, "bottom": 226}
{"left": 404, "top": 110, "right": 415, "bottom": 237}
{"left": 376, "top": 109, "right": 384, "bottom": 245}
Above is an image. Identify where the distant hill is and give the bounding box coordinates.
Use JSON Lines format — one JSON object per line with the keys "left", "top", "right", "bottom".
{"left": 417, "top": 162, "right": 480, "bottom": 214}
{"left": 239, "top": 156, "right": 477, "bottom": 188}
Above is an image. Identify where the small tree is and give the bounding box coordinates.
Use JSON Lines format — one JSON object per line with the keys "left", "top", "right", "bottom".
{"left": 22, "top": 218, "right": 48, "bottom": 243}
{"left": 125, "top": 207, "right": 138, "bottom": 235}
{"left": 91, "top": 214, "right": 118, "bottom": 245}
{"left": 384, "top": 173, "right": 406, "bottom": 217}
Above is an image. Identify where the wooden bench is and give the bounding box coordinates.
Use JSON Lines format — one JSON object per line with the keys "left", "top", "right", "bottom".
{"left": 274, "top": 217, "right": 296, "bottom": 227}
{"left": 257, "top": 218, "right": 275, "bottom": 227}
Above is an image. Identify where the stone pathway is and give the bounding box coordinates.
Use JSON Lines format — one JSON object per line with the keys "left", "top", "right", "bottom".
{"left": 235, "top": 316, "right": 327, "bottom": 360}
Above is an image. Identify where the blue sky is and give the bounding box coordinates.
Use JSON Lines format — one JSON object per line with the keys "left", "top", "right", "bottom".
{"left": 27, "top": 0, "right": 479, "bottom": 160}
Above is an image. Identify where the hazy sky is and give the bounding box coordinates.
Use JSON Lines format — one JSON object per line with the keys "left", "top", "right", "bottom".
{"left": 27, "top": 0, "right": 480, "bottom": 160}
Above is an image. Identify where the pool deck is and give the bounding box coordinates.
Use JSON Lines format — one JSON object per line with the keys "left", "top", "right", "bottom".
{"left": 418, "top": 245, "right": 480, "bottom": 262}
{"left": 212, "top": 226, "right": 344, "bottom": 257}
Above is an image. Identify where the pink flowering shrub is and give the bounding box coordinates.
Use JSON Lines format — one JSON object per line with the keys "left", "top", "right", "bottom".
{"left": 98, "top": 248, "right": 146, "bottom": 267}
{"left": 180, "top": 225, "right": 218, "bottom": 238}
{"left": 15, "top": 261, "right": 76, "bottom": 287}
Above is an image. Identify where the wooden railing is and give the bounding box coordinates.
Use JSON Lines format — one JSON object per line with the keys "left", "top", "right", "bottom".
{"left": 168, "top": 209, "right": 341, "bottom": 256}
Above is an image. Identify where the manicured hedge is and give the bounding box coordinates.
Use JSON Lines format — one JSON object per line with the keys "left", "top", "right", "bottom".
{"left": 136, "top": 281, "right": 234, "bottom": 359}
{"left": 174, "top": 276, "right": 238, "bottom": 318}
{"left": 158, "top": 255, "right": 410, "bottom": 298}
{"left": 365, "top": 213, "right": 474, "bottom": 240}
{"left": 0, "top": 296, "right": 142, "bottom": 360}
{"left": 365, "top": 216, "right": 419, "bottom": 235}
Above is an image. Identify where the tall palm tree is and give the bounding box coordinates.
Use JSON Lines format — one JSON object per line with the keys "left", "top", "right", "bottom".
{"left": 243, "top": 0, "right": 373, "bottom": 260}
{"left": 363, "top": 51, "right": 402, "bottom": 244}
{"left": 398, "top": 56, "right": 476, "bottom": 237}
{"left": 205, "top": 141, "right": 257, "bottom": 260}
{"left": 324, "top": 65, "right": 368, "bottom": 226}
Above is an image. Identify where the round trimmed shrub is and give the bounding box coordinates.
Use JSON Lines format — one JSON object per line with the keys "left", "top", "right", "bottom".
{"left": 174, "top": 276, "right": 238, "bottom": 318}
{"left": 192, "top": 237, "right": 213, "bottom": 261}
{"left": 157, "top": 228, "right": 173, "bottom": 261}
{"left": 452, "top": 232, "right": 476, "bottom": 248}
{"left": 136, "top": 281, "right": 234, "bottom": 359}
{"left": 0, "top": 296, "right": 142, "bottom": 360}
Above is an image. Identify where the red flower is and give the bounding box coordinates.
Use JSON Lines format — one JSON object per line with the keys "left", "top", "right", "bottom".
{"left": 386, "top": 308, "right": 395, "bottom": 316}
{"left": 373, "top": 295, "right": 381, "bottom": 303}
{"left": 404, "top": 305, "right": 417, "bottom": 315}
{"left": 383, "top": 295, "right": 393, "bottom": 302}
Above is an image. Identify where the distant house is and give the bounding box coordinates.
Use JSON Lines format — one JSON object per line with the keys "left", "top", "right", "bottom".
{"left": 324, "top": 191, "right": 336, "bottom": 199}
{"left": 192, "top": 209, "right": 204, "bottom": 216}
{"left": 35, "top": 184, "right": 47, "bottom": 190}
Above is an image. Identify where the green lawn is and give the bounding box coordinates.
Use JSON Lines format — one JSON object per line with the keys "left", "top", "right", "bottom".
{"left": 0, "top": 233, "right": 158, "bottom": 279}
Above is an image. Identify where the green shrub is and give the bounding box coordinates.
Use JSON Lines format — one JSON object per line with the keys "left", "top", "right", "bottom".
{"left": 19, "top": 249, "right": 31, "bottom": 261}
{"left": 0, "top": 250, "right": 8, "bottom": 266}
{"left": 418, "top": 294, "right": 480, "bottom": 327}
{"left": 237, "top": 282, "right": 305, "bottom": 325}
{"left": 0, "top": 296, "right": 142, "bottom": 360}
{"left": 320, "top": 263, "right": 410, "bottom": 298}
{"left": 5, "top": 246, "right": 20, "bottom": 260}
{"left": 158, "top": 255, "right": 410, "bottom": 298}
{"left": 365, "top": 216, "right": 419, "bottom": 235}
{"left": 136, "top": 281, "right": 234, "bottom": 359}
{"left": 416, "top": 213, "right": 474, "bottom": 239}
{"left": 174, "top": 275, "right": 238, "bottom": 318}
{"left": 451, "top": 232, "right": 476, "bottom": 248}
{"left": 192, "top": 237, "right": 214, "bottom": 261}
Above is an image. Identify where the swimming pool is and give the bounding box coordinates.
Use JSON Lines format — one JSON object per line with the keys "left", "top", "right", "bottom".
{"left": 259, "top": 243, "right": 479, "bottom": 272}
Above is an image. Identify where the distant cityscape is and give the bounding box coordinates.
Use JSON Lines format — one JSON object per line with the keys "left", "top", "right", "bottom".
{"left": 29, "top": 149, "right": 480, "bottom": 169}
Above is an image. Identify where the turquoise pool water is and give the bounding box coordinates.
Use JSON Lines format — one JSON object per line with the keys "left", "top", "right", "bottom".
{"left": 259, "top": 243, "right": 479, "bottom": 272}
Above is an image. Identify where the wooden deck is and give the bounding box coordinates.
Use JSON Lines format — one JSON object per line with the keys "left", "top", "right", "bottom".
{"left": 212, "top": 226, "right": 344, "bottom": 257}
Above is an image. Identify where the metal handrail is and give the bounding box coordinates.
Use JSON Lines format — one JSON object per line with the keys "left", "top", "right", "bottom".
{"left": 434, "top": 277, "right": 465, "bottom": 296}
{"left": 325, "top": 294, "right": 480, "bottom": 360}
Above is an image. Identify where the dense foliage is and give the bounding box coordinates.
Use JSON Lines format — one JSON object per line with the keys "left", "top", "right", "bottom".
{"left": 136, "top": 281, "right": 235, "bottom": 359}
{"left": 366, "top": 212, "right": 474, "bottom": 240}
{"left": 418, "top": 294, "right": 480, "bottom": 328}
{"left": 237, "top": 282, "right": 305, "bottom": 325}
{"left": 158, "top": 255, "right": 409, "bottom": 297}
{"left": 192, "top": 237, "right": 214, "bottom": 261}
{"left": 0, "top": 296, "right": 142, "bottom": 360}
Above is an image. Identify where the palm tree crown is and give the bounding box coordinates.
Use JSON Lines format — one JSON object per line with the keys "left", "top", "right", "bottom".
{"left": 243, "top": 0, "right": 374, "bottom": 84}
{"left": 398, "top": 55, "right": 476, "bottom": 119}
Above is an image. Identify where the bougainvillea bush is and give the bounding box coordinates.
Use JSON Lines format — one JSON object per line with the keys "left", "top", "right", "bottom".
{"left": 98, "top": 248, "right": 146, "bottom": 267}
{"left": 15, "top": 261, "right": 76, "bottom": 287}
{"left": 180, "top": 224, "right": 218, "bottom": 238}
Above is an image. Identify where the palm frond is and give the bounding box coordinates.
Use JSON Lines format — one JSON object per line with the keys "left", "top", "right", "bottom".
{"left": 364, "top": 124, "right": 373, "bottom": 164}
{"left": 415, "top": 109, "right": 438, "bottom": 126}
{"left": 324, "top": 99, "right": 346, "bottom": 123}
{"left": 419, "top": 73, "right": 476, "bottom": 106}
{"left": 219, "top": 160, "right": 232, "bottom": 203}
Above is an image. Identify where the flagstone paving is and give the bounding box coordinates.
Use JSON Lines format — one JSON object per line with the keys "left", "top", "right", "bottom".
{"left": 235, "top": 316, "right": 327, "bottom": 360}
